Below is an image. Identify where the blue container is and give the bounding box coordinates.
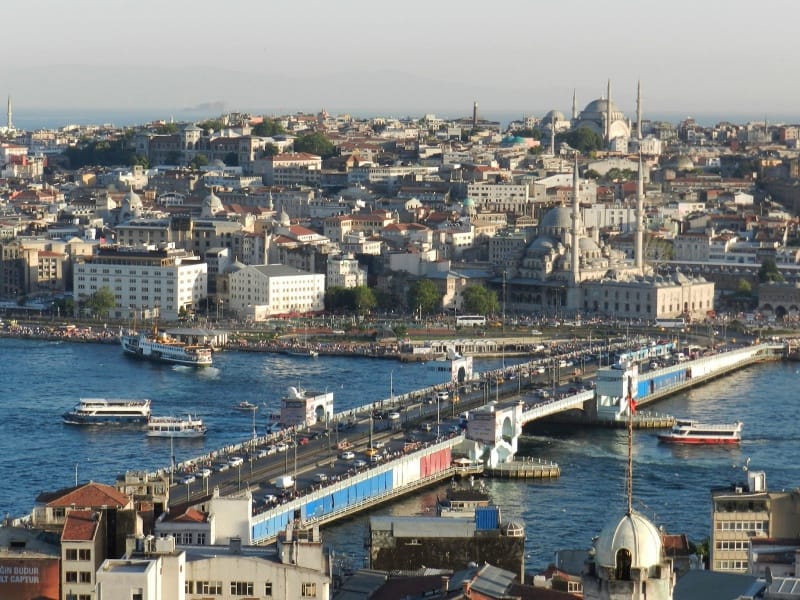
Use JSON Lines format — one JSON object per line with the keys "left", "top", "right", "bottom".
{"left": 475, "top": 506, "right": 499, "bottom": 530}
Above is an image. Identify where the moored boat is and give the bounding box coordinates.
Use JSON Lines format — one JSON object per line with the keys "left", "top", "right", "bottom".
{"left": 63, "top": 398, "right": 152, "bottom": 425}
{"left": 146, "top": 415, "right": 207, "bottom": 438}
{"left": 284, "top": 346, "right": 319, "bottom": 358}
{"left": 120, "top": 328, "right": 213, "bottom": 367}
{"left": 658, "top": 419, "right": 742, "bottom": 445}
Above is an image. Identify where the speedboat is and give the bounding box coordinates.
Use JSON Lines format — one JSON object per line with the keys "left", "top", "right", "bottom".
{"left": 658, "top": 419, "right": 742, "bottom": 445}
{"left": 234, "top": 401, "right": 258, "bottom": 411}
{"left": 147, "top": 415, "right": 207, "bottom": 438}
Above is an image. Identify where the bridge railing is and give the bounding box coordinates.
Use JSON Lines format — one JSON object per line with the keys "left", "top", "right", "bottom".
{"left": 520, "top": 389, "right": 594, "bottom": 423}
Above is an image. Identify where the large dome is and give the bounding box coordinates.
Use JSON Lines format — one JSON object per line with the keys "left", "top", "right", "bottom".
{"left": 582, "top": 98, "right": 624, "bottom": 120}
{"left": 543, "top": 110, "right": 565, "bottom": 123}
{"left": 540, "top": 206, "right": 573, "bottom": 231}
{"left": 594, "top": 511, "right": 663, "bottom": 570}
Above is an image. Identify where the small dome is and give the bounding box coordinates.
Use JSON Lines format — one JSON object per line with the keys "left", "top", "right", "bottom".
{"left": 579, "top": 237, "right": 601, "bottom": 253}
{"left": 668, "top": 154, "right": 694, "bottom": 171}
{"left": 540, "top": 206, "right": 573, "bottom": 231}
{"left": 543, "top": 110, "right": 565, "bottom": 123}
{"left": 501, "top": 521, "right": 524, "bottom": 537}
{"left": 594, "top": 511, "right": 663, "bottom": 570}
{"left": 201, "top": 189, "right": 224, "bottom": 217}
{"left": 122, "top": 188, "right": 142, "bottom": 209}
{"left": 463, "top": 197, "right": 475, "bottom": 207}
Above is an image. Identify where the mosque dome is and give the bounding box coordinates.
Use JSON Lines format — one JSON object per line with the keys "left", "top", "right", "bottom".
{"left": 539, "top": 206, "right": 573, "bottom": 231}
{"left": 581, "top": 98, "right": 625, "bottom": 122}
{"left": 120, "top": 187, "right": 143, "bottom": 220}
{"left": 542, "top": 110, "right": 566, "bottom": 125}
{"left": 501, "top": 135, "right": 527, "bottom": 147}
{"left": 463, "top": 197, "right": 475, "bottom": 208}
{"left": 201, "top": 188, "right": 224, "bottom": 217}
{"left": 594, "top": 511, "right": 663, "bottom": 570}
{"left": 578, "top": 237, "right": 601, "bottom": 255}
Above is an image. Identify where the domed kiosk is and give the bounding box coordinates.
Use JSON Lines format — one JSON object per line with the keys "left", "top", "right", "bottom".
{"left": 201, "top": 188, "right": 224, "bottom": 218}
{"left": 594, "top": 511, "right": 664, "bottom": 578}
{"left": 119, "top": 186, "right": 143, "bottom": 222}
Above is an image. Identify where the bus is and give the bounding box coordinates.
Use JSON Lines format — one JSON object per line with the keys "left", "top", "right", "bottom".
{"left": 655, "top": 318, "right": 686, "bottom": 330}
{"left": 456, "top": 315, "right": 486, "bottom": 327}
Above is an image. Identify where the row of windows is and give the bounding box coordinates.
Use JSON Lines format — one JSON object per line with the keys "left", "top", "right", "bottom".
{"left": 715, "top": 520, "right": 768, "bottom": 531}
{"left": 166, "top": 532, "right": 206, "bottom": 545}
{"left": 64, "top": 571, "right": 92, "bottom": 583}
{"left": 714, "top": 559, "right": 747, "bottom": 570}
{"left": 184, "top": 580, "right": 316, "bottom": 597}
{"left": 64, "top": 548, "right": 91, "bottom": 561}
{"left": 64, "top": 594, "right": 91, "bottom": 600}
{"left": 716, "top": 540, "right": 749, "bottom": 550}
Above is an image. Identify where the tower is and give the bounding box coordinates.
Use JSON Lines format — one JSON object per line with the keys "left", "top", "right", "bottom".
{"left": 550, "top": 120, "right": 556, "bottom": 156}
{"left": 605, "top": 79, "right": 612, "bottom": 146}
{"left": 635, "top": 153, "right": 644, "bottom": 273}
{"left": 572, "top": 88, "right": 577, "bottom": 121}
{"left": 636, "top": 81, "right": 642, "bottom": 141}
{"left": 472, "top": 101, "right": 478, "bottom": 130}
{"left": 571, "top": 153, "right": 580, "bottom": 283}
{"left": 6, "top": 95, "right": 12, "bottom": 131}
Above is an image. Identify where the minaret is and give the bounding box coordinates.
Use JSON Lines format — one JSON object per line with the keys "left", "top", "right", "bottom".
{"left": 636, "top": 81, "right": 642, "bottom": 141}
{"left": 605, "top": 79, "right": 611, "bottom": 146}
{"left": 472, "top": 101, "right": 478, "bottom": 130}
{"left": 550, "top": 120, "right": 556, "bottom": 156}
{"left": 6, "top": 95, "right": 12, "bottom": 130}
{"left": 635, "top": 153, "right": 644, "bottom": 273}
{"left": 571, "top": 152, "right": 581, "bottom": 283}
{"left": 572, "top": 88, "right": 577, "bottom": 121}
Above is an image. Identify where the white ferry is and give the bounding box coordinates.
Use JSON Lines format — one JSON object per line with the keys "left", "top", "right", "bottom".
{"left": 63, "top": 398, "right": 152, "bottom": 425}
{"left": 146, "top": 415, "right": 207, "bottom": 438}
{"left": 120, "top": 329, "right": 213, "bottom": 367}
{"left": 658, "top": 419, "right": 743, "bottom": 445}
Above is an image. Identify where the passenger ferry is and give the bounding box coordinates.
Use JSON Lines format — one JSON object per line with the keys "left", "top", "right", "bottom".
{"left": 146, "top": 415, "right": 207, "bottom": 438}
{"left": 120, "top": 328, "right": 213, "bottom": 367}
{"left": 63, "top": 398, "right": 152, "bottom": 425}
{"left": 657, "top": 419, "right": 743, "bottom": 445}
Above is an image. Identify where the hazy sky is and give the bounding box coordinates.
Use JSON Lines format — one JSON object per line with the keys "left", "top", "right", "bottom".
{"left": 2, "top": 0, "right": 798, "bottom": 122}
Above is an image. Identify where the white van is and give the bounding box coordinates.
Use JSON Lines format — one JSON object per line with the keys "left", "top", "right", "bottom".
{"left": 275, "top": 475, "right": 294, "bottom": 489}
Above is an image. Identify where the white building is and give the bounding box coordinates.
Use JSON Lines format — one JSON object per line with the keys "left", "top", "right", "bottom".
{"left": 228, "top": 264, "right": 325, "bottom": 321}
{"left": 326, "top": 253, "right": 366, "bottom": 289}
{"left": 466, "top": 182, "right": 530, "bottom": 213}
{"left": 73, "top": 245, "right": 208, "bottom": 321}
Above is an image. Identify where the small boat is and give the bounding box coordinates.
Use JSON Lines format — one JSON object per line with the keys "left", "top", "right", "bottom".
{"left": 284, "top": 346, "right": 319, "bottom": 358}
{"left": 63, "top": 398, "right": 152, "bottom": 425}
{"left": 658, "top": 419, "right": 743, "bottom": 445}
{"left": 147, "top": 415, "right": 207, "bottom": 438}
{"left": 234, "top": 401, "right": 258, "bottom": 411}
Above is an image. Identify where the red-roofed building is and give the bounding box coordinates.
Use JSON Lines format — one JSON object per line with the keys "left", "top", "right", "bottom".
{"left": 61, "top": 510, "right": 106, "bottom": 600}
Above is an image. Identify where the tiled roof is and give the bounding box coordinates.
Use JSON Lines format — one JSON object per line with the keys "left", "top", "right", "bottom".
{"left": 48, "top": 482, "right": 130, "bottom": 509}
{"left": 61, "top": 510, "right": 99, "bottom": 542}
{"left": 167, "top": 507, "right": 207, "bottom": 523}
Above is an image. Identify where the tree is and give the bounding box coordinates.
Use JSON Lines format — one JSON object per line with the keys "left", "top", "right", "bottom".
{"left": 223, "top": 151, "right": 239, "bottom": 167}
{"left": 86, "top": 287, "right": 116, "bottom": 319}
{"left": 198, "top": 119, "right": 225, "bottom": 134}
{"left": 758, "top": 257, "right": 784, "bottom": 283}
{"left": 324, "top": 286, "right": 376, "bottom": 314}
{"left": 556, "top": 127, "right": 603, "bottom": 154}
{"left": 293, "top": 132, "right": 336, "bottom": 158}
{"left": 131, "top": 154, "right": 150, "bottom": 168}
{"left": 352, "top": 286, "right": 377, "bottom": 315}
{"left": 462, "top": 285, "right": 499, "bottom": 316}
{"left": 262, "top": 143, "right": 280, "bottom": 157}
{"left": 154, "top": 123, "right": 179, "bottom": 134}
{"left": 190, "top": 153, "right": 209, "bottom": 169}
{"left": 408, "top": 280, "right": 441, "bottom": 316}
{"left": 252, "top": 118, "right": 286, "bottom": 137}
{"left": 584, "top": 169, "right": 601, "bottom": 179}
{"left": 735, "top": 278, "right": 753, "bottom": 296}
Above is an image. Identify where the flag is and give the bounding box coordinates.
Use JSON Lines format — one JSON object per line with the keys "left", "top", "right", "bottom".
{"left": 630, "top": 397, "right": 637, "bottom": 414}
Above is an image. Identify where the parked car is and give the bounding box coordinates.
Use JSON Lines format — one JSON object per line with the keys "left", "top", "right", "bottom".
{"left": 387, "top": 412, "right": 400, "bottom": 420}
{"left": 364, "top": 447, "right": 379, "bottom": 457}
{"left": 180, "top": 474, "right": 196, "bottom": 485}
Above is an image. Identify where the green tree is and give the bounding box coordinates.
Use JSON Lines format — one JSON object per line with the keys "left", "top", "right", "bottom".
{"left": 86, "top": 287, "right": 116, "bottom": 319}
{"left": 408, "top": 280, "right": 441, "bottom": 316}
{"left": 352, "top": 286, "right": 376, "bottom": 315}
{"left": 155, "top": 123, "right": 179, "bottom": 134}
{"left": 262, "top": 143, "right": 280, "bottom": 157}
{"left": 293, "top": 132, "right": 336, "bottom": 158}
{"left": 252, "top": 118, "right": 286, "bottom": 137}
{"left": 392, "top": 324, "right": 408, "bottom": 338}
{"left": 556, "top": 127, "right": 603, "bottom": 154}
{"left": 131, "top": 154, "right": 150, "bottom": 168}
{"left": 198, "top": 119, "right": 225, "bottom": 134}
{"left": 736, "top": 278, "right": 753, "bottom": 296}
{"left": 758, "top": 257, "right": 784, "bottom": 283}
{"left": 462, "top": 285, "right": 498, "bottom": 316}
{"left": 584, "top": 169, "right": 601, "bottom": 179}
{"left": 190, "top": 153, "right": 209, "bottom": 169}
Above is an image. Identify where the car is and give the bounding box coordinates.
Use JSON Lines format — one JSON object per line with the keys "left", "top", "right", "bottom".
{"left": 421, "top": 423, "right": 432, "bottom": 432}
{"left": 353, "top": 459, "right": 367, "bottom": 468}
{"left": 262, "top": 494, "right": 278, "bottom": 505}
{"left": 339, "top": 450, "right": 355, "bottom": 460}
{"left": 276, "top": 442, "right": 289, "bottom": 452}
{"left": 227, "top": 456, "right": 244, "bottom": 468}
{"left": 364, "top": 447, "right": 379, "bottom": 457}
{"left": 370, "top": 454, "right": 382, "bottom": 464}
{"left": 180, "top": 474, "right": 196, "bottom": 485}
{"left": 387, "top": 411, "right": 400, "bottom": 420}
{"left": 436, "top": 391, "right": 449, "bottom": 401}
{"left": 424, "top": 397, "right": 435, "bottom": 405}
{"left": 314, "top": 473, "right": 328, "bottom": 483}
{"left": 213, "top": 462, "right": 230, "bottom": 473}
{"left": 298, "top": 437, "right": 310, "bottom": 445}
{"left": 373, "top": 440, "right": 386, "bottom": 448}
{"left": 256, "top": 448, "right": 269, "bottom": 459}
{"left": 198, "top": 467, "right": 212, "bottom": 479}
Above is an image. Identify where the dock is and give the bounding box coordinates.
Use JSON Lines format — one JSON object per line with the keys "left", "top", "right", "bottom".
{"left": 485, "top": 457, "right": 561, "bottom": 479}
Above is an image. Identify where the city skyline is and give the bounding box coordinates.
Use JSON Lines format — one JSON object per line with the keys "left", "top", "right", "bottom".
{"left": 1, "top": 0, "right": 799, "bottom": 123}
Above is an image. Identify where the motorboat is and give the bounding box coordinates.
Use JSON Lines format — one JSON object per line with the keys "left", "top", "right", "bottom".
{"left": 284, "top": 346, "right": 319, "bottom": 358}
{"left": 63, "top": 398, "right": 152, "bottom": 425}
{"left": 147, "top": 415, "right": 207, "bottom": 438}
{"left": 234, "top": 401, "right": 258, "bottom": 411}
{"left": 658, "top": 419, "right": 742, "bottom": 445}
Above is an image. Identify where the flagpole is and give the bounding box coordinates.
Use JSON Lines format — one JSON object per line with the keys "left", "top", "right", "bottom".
{"left": 626, "top": 373, "right": 634, "bottom": 515}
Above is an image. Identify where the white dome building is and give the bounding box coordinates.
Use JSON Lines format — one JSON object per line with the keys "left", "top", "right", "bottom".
{"left": 201, "top": 188, "right": 224, "bottom": 218}
{"left": 594, "top": 511, "right": 664, "bottom": 575}
{"left": 119, "top": 186, "right": 143, "bottom": 222}
{"left": 577, "top": 97, "right": 630, "bottom": 144}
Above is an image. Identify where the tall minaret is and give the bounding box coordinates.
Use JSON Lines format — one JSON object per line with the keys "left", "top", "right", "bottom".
{"left": 6, "top": 95, "right": 12, "bottom": 131}
{"left": 572, "top": 88, "right": 577, "bottom": 121}
{"left": 635, "top": 152, "right": 645, "bottom": 273}
{"left": 605, "top": 79, "right": 611, "bottom": 145}
{"left": 472, "top": 101, "right": 478, "bottom": 130}
{"left": 550, "top": 120, "right": 556, "bottom": 156}
{"left": 636, "top": 80, "right": 642, "bottom": 141}
{"left": 571, "top": 153, "right": 581, "bottom": 283}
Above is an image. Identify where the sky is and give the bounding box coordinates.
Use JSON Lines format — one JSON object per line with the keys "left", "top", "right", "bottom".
{"left": 1, "top": 0, "right": 799, "bottom": 125}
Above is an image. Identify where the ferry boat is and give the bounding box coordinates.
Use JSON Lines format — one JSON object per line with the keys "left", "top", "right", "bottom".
{"left": 284, "top": 346, "right": 319, "bottom": 358}
{"left": 657, "top": 419, "right": 743, "bottom": 445}
{"left": 120, "top": 328, "right": 213, "bottom": 367}
{"left": 146, "top": 415, "right": 207, "bottom": 438}
{"left": 63, "top": 398, "right": 152, "bottom": 425}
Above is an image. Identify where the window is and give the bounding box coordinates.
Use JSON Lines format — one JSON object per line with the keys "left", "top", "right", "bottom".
{"left": 302, "top": 582, "right": 317, "bottom": 597}
{"left": 264, "top": 582, "right": 273, "bottom": 596}
{"left": 65, "top": 571, "right": 78, "bottom": 583}
{"left": 197, "top": 532, "right": 206, "bottom": 545}
{"left": 65, "top": 548, "right": 78, "bottom": 560}
{"left": 185, "top": 581, "right": 194, "bottom": 594}
{"left": 80, "top": 571, "right": 92, "bottom": 583}
{"left": 231, "top": 581, "right": 254, "bottom": 595}
{"left": 198, "top": 581, "right": 222, "bottom": 594}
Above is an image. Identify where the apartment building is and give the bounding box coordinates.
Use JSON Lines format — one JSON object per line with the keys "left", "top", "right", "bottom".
{"left": 228, "top": 264, "right": 325, "bottom": 321}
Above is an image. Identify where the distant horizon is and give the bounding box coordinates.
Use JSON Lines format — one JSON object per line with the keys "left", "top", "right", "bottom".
{"left": 7, "top": 105, "right": 798, "bottom": 133}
